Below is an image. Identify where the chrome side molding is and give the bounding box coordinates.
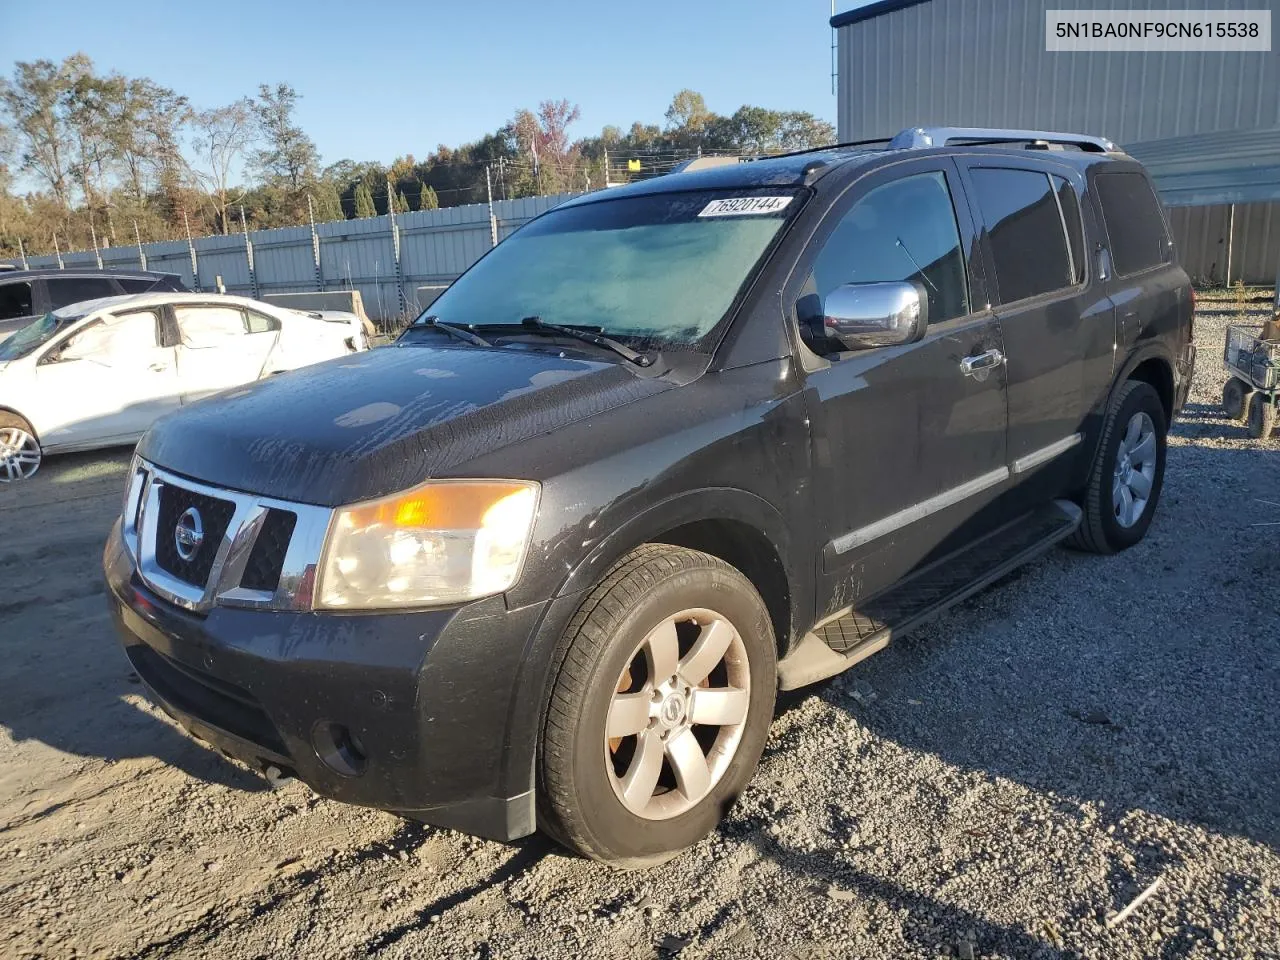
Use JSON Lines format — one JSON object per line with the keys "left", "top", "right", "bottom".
{"left": 831, "top": 466, "right": 1011, "bottom": 555}
{"left": 830, "top": 434, "right": 1084, "bottom": 555}
{"left": 1011, "top": 433, "right": 1082, "bottom": 475}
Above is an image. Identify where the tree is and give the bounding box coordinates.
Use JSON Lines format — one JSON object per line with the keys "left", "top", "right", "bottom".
{"left": 664, "top": 89, "right": 714, "bottom": 149}
{"left": 0, "top": 56, "right": 90, "bottom": 208}
{"left": 417, "top": 182, "right": 438, "bottom": 211}
{"left": 188, "top": 99, "right": 256, "bottom": 233}
{"left": 249, "top": 83, "right": 319, "bottom": 188}
{"left": 310, "top": 180, "right": 343, "bottom": 222}
{"left": 353, "top": 181, "right": 375, "bottom": 219}
{"left": 106, "top": 77, "right": 190, "bottom": 203}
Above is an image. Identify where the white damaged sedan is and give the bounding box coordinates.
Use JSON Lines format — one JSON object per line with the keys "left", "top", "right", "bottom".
{"left": 0, "top": 292, "right": 368, "bottom": 481}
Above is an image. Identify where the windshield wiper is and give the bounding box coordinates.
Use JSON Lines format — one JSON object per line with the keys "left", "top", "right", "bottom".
{"left": 412, "top": 315, "right": 493, "bottom": 348}
{"left": 518, "top": 316, "right": 653, "bottom": 367}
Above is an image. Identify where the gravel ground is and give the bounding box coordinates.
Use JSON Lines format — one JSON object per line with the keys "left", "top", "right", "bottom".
{"left": 2, "top": 304, "right": 1278, "bottom": 960}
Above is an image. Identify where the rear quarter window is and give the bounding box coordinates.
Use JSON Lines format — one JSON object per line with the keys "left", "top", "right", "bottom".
{"left": 1095, "top": 171, "right": 1172, "bottom": 276}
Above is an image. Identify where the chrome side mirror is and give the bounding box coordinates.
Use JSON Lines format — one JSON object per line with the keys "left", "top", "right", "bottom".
{"left": 818, "top": 281, "right": 927, "bottom": 350}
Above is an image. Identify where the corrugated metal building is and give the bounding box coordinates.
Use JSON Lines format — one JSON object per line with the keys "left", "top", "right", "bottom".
{"left": 832, "top": 0, "right": 1280, "bottom": 283}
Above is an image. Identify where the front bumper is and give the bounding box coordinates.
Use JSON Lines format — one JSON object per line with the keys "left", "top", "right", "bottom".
{"left": 104, "top": 519, "right": 554, "bottom": 841}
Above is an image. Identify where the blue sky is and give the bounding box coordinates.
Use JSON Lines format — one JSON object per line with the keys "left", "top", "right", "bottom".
{"left": 3, "top": 0, "right": 871, "bottom": 173}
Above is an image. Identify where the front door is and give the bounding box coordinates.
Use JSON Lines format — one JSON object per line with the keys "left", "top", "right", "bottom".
{"left": 32, "top": 308, "right": 180, "bottom": 450}
{"left": 793, "top": 159, "right": 1010, "bottom": 618}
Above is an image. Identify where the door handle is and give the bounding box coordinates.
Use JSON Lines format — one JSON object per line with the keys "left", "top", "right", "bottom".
{"left": 960, "top": 349, "right": 1004, "bottom": 381}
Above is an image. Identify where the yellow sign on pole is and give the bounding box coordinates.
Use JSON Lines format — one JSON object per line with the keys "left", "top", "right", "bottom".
{"left": 627, "top": 158, "right": 641, "bottom": 172}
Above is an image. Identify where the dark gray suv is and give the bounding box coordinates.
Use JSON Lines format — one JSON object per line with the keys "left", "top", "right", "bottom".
{"left": 105, "top": 127, "right": 1195, "bottom": 866}
{"left": 0, "top": 269, "right": 187, "bottom": 341}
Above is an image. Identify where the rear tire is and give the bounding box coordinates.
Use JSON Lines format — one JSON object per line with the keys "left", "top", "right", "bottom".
{"left": 1222, "top": 377, "right": 1253, "bottom": 422}
{"left": 538, "top": 544, "right": 776, "bottom": 867}
{"left": 1067, "top": 380, "right": 1167, "bottom": 554}
{"left": 0, "top": 413, "right": 42, "bottom": 482}
{"left": 1246, "top": 392, "right": 1276, "bottom": 440}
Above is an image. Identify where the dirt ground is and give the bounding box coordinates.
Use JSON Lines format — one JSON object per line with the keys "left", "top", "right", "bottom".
{"left": 1, "top": 305, "right": 1278, "bottom": 960}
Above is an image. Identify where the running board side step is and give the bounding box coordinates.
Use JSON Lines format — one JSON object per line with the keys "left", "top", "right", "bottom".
{"left": 777, "top": 499, "right": 1082, "bottom": 690}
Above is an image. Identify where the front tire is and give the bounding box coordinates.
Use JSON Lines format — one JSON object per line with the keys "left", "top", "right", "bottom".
{"left": 0, "top": 413, "right": 42, "bottom": 482}
{"left": 539, "top": 544, "right": 776, "bottom": 866}
{"left": 1067, "top": 380, "right": 1167, "bottom": 554}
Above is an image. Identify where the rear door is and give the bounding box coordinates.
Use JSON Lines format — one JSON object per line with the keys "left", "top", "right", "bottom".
{"left": 957, "top": 159, "right": 1115, "bottom": 500}
{"left": 173, "top": 303, "right": 279, "bottom": 402}
{"left": 30, "top": 309, "right": 180, "bottom": 449}
{"left": 793, "top": 158, "right": 1010, "bottom": 617}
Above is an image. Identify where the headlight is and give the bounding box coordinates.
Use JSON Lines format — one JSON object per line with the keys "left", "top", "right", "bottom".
{"left": 315, "top": 480, "right": 540, "bottom": 610}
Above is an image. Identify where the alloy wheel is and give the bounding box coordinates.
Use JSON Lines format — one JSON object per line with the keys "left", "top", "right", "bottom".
{"left": 0, "top": 427, "right": 41, "bottom": 482}
{"left": 605, "top": 608, "right": 751, "bottom": 820}
{"left": 1112, "top": 411, "right": 1156, "bottom": 528}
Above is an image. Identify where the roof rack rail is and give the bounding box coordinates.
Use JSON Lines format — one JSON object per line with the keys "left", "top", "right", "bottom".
{"left": 888, "top": 127, "right": 1120, "bottom": 153}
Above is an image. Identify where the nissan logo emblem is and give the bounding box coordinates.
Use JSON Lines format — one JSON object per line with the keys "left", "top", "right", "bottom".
{"left": 174, "top": 506, "right": 205, "bottom": 562}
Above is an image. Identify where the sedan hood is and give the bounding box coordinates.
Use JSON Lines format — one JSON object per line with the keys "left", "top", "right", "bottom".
{"left": 138, "top": 344, "right": 672, "bottom": 505}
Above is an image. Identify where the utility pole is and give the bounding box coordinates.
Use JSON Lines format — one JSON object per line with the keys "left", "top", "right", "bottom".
{"left": 604, "top": 147, "right": 612, "bottom": 188}
{"left": 308, "top": 194, "right": 322, "bottom": 291}
{"left": 531, "top": 135, "right": 541, "bottom": 195}
{"left": 17, "top": 237, "right": 28, "bottom": 270}
{"left": 89, "top": 218, "right": 104, "bottom": 269}
{"left": 53, "top": 232, "right": 64, "bottom": 269}
{"left": 485, "top": 165, "right": 498, "bottom": 247}
{"left": 183, "top": 208, "right": 199, "bottom": 291}
{"left": 387, "top": 177, "right": 405, "bottom": 318}
{"left": 241, "top": 205, "right": 258, "bottom": 299}
{"left": 133, "top": 220, "right": 147, "bottom": 271}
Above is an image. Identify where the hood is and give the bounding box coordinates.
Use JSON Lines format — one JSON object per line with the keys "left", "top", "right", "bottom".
{"left": 138, "top": 343, "right": 673, "bottom": 505}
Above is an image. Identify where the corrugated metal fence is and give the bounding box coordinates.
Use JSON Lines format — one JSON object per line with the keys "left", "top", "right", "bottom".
{"left": 20, "top": 187, "right": 1277, "bottom": 295}
{"left": 23, "top": 194, "right": 580, "bottom": 323}
{"left": 1168, "top": 201, "right": 1280, "bottom": 287}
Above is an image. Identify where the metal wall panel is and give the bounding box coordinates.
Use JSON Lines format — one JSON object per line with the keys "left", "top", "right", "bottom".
{"left": 837, "top": 0, "right": 1280, "bottom": 143}
{"left": 22, "top": 194, "right": 580, "bottom": 322}
{"left": 1169, "top": 201, "right": 1280, "bottom": 284}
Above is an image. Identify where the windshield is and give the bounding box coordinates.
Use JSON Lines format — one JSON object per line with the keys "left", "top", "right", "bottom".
{"left": 422, "top": 190, "right": 800, "bottom": 348}
{"left": 0, "top": 311, "right": 84, "bottom": 362}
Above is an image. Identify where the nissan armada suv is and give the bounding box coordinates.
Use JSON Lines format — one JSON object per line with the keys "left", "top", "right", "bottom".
{"left": 105, "top": 127, "right": 1196, "bottom": 866}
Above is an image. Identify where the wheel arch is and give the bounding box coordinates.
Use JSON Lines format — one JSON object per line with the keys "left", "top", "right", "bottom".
{"left": 552, "top": 488, "right": 804, "bottom": 658}
{"left": 1117, "top": 348, "right": 1176, "bottom": 425}
{"left": 0, "top": 405, "right": 39, "bottom": 441}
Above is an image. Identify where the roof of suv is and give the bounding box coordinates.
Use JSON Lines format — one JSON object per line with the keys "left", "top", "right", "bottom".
{"left": 562, "top": 126, "right": 1127, "bottom": 207}
{"left": 0, "top": 268, "right": 182, "bottom": 282}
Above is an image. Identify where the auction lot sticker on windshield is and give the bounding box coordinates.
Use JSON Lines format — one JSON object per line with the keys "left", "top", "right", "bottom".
{"left": 698, "top": 196, "right": 792, "bottom": 217}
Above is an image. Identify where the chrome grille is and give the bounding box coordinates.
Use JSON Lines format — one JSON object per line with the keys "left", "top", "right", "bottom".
{"left": 129, "top": 461, "right": 332, "bottom": 613}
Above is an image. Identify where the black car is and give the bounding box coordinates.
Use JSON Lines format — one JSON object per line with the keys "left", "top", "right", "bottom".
{"left": 0, "top": 268, "right": 187, "bottom": 341}
{"left": 104, "top": 127, "right": 1195, "bottom": 866}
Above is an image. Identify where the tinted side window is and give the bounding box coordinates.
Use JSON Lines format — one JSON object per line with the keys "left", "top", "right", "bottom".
{"left": 1053, "top": 176, "right": 1086, "bottom": 285}
{"left": 970, "top": 168, "right": 1073, "bottom": 304}
{"left": 116, "top": 277, "right": 159, "bottom": 294}
{"left": 47, "top": 276, "right": 117, "bottom": 309}
{"left": 812, "top": 170, "right": 970, "bottom": 325}
{"left": 1095, "top": 172, "right": 1171, "bottom": 276}
{"left": 0, "top": 281, "right": 34, "bottom": 320}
